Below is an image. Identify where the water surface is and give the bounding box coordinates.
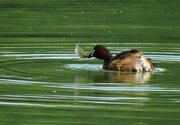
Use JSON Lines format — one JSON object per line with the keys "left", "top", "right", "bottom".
{"left": 0, "top": 0, "right": 180, "bottom": 124}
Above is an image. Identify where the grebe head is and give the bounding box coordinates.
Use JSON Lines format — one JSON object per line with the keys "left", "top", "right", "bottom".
{"left": 88, "top": 45, "right": 112, "bottom": 60}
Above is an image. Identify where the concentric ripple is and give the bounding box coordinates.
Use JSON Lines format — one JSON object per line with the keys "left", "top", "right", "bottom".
{"left": 0, "top": 43, "right": 180, "bottom": 125}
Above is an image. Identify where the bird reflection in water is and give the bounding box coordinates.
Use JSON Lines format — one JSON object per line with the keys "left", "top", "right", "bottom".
{"left": 75, "top": 71, "right": 152, "bottom": 84}
{"left": 103, "top": 71, "right": 152, "bottom": 83}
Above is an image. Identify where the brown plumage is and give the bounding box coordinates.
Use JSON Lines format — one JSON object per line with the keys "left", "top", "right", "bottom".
{"left": 88, "top": 45, "right": 154, "bottom": 72}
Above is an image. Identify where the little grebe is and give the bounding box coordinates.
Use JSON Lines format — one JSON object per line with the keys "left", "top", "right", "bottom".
{"left": 76, "top": 44, "right": 154, "bottom": 72}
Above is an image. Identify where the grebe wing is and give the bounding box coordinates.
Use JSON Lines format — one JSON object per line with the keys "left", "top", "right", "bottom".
{"left": 107, "top": 49, "right": 154, "bottom": 72}
{"left": 112, "top": 49, "right": 142, "bottom": 60}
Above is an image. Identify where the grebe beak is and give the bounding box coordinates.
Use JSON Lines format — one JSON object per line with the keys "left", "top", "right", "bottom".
{"left": 88, "top": 53, "right": 93, "bottom": 58}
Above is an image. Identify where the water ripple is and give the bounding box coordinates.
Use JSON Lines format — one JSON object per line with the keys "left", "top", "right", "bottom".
{"left": 1, "top": 95, "right": 148, "bottom": 101}
{"left": 0, "top": 101, "right": 94, "bottom": 108}
{"left": 46, "top": 85, "right": 180, "bottom": 92}
{"left": 2, "top": 54, "right": 78, "bottom": 59}
{"left": 2, "top": 52, "right": 180, "bottom": 62}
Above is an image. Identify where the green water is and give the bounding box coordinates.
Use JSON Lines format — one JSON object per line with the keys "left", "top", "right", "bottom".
{"left": 0, "top": 0, "right": 180, "bottom": 124}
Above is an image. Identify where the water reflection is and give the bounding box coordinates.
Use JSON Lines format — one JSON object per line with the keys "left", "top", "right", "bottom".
{"left": 103, "top": 72, "right": 152, "bottom": 83}
{"left": 80, "top": 71, "right": 152, "bottom": 83}
{"left": 67, "top": 64, "right": 154, "bottom": 83}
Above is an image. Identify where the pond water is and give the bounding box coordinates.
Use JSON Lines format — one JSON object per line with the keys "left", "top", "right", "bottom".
{"left": 0, "top": 0, "right": 180, "bottom": 125}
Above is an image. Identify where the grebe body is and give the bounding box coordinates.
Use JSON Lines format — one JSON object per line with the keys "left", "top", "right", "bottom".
{"left": 76, "top": 44, "right": 154, "bottom": 72}
{"left": 89, "top": 45, "right": 154, "bottom": 72}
